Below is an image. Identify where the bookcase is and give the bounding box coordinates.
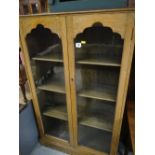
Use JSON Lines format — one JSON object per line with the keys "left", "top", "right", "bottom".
{"left": 20, "top": 8, "right": 134, "bottom": 155}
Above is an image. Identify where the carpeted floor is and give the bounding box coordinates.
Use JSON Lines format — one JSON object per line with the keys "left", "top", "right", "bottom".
{"left": 30, "top": 143, "right": 68, "bottom": 155}
{"left": 30, "top": 143, "right": 133, "bottom": 155}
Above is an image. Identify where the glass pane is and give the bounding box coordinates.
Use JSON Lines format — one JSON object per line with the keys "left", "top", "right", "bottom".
{"left": 26, "top": 24, "right": 69, "bottom": 141}
{"left": 74, "top": 23, "right": 124, "bottom": 153}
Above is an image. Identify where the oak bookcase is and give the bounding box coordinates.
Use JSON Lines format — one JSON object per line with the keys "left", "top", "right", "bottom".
{"left": 20, "top": 8, "right": 135, "bottom": 155}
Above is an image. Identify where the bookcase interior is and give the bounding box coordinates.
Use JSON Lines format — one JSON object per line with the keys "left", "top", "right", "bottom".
{"left": 43, "top": 117, "right": 70, "bottom": 141}
{"left": 74, "top": 23, "right": 124, "bottom": 151}
{"left": 25, "top": 24, "right": 70, "bottom": 141}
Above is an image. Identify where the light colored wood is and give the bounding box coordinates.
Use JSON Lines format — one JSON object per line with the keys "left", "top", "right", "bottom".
{"left": 76, "top": 58, "right": 120, "bottom": 67}
{"left": 19, "top": 15, "right": 68, "bottom": 143}
{"left": 79, "top": 115, "right": 113, "bottom": 132}
{"left": 45, "top": 134, "right": 69, "bottom": 144}
{"left": 32, "top": 52, "right": 63, "bottom": 62}
{"left": 43, "top": 105, "right": 68, "bottom": 121}
{"left": 40, "top": 135, "right": 73, "bottom": 154}
{"left": 59, "top": 16, "right": 75, "bottom": 146}
{"left": 66, "top": 15, "right": 78, "bottom": 147}
{"left": 20, "top": 9, "right": 135, "bottom": 155}
{"left": 110, "top": 13, "right": 135, "bottom": 155}
{"left": 20, "top": 14, "right": 75, "bottom": 147}
{"left": 78, "top": 88, "right": 116, "bottom": 102}
{"left": 81, "top": 43, "right": 122, "bottom": 48}
{"left": 20, "top": 8, "right": 134, "bottom": 17}
{"left": 66, "top": 11, "right": 134, "bottom": 155}
{"left": 77, "top": 146, "right": 109, "bottom": 155}
{"left": 41, "top": 135, "right": 109, "bottom": 155}
{"left": 71, "top": 13, "right": 128, "bottom": 39}
{"left": 66, "top": 11, "right": 132, "bottom": 154}
{"left": 20, "top": 16, "right": 63, "bottom": 40}
{"left": 37, "top": 81, "right": 65, "bottom": 94}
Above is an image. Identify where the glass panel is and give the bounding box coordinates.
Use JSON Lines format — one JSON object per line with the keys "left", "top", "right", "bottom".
{"left": 78, "top": 125, "right": 112, "bottom": 153}
{"left": 26, "top": 24, "right": 69, "bottom": 141}
{"left": 74, "top": 23, "right": 124, "bottom": 153}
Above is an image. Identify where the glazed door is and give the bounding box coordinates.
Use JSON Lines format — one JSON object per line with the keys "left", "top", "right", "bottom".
{"left": 66, "top": 12, "right": 134, "bottom": 155}
{"left": 20, "top": 15, "right": 74, "bottom": 146}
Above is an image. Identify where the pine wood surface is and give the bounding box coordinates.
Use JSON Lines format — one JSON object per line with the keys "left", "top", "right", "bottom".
{"left": 78, "top": 88, "right": 116, "bottom": 102}
{"left": 43, "top": 105, "right": 68, "bottom": 121}
{"left": 33, "top": 52, "right": 63, "bottom": 62}
{"left": 20, "top": 9, "right": 135, "bottom": 155}
{"left": 37, "top": 81, "right": 65, "bottom": 94}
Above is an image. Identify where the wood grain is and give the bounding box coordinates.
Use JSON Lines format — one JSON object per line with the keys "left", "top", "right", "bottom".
{"left": 37, "top": 81, "right": 65, "bottom": 94}
{"left": 110, "top": 13, "right": 135, "bottom": 155}
{"left": 43, "top": 105, "right": 68, "bottom": 121}
{"left": 79, "top": 115, "right": 113, "bottom": 132}
{"left": 20, "top": 9, "right": 135, "bottom": 155}
{"left": 76, "top": 58, "right": 120, "bottom": 67}
{"left": 78, "top": 88, "right": 116, "bottom": 102}
{"left": 33, "top": 52, "right": 63, "bottom": 62}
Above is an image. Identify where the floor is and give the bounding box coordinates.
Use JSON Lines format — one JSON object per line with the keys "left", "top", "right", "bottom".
{"left": 29, "top": 143, "right": 133, "bottom": 155}
{"left": 30, "top": 142, "right": 133, "bottom": 155}
{"left": 30, "top": 143, "right": 68, "bottom": 155}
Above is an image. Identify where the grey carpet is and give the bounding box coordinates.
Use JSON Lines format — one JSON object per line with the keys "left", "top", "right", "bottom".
{"left": 30, "top": 143, "right": 68, "bottom": 155}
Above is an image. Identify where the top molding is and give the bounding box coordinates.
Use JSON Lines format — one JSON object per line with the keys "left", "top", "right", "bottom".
{"left": 19, "top": 8, "right": 134, "bottom": 17}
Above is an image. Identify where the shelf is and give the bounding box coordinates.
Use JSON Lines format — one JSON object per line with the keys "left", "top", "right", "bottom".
{"left": 78, "top": 88, "right": 116, "bottom": 102}
{"left": 76, "top": 58, "right": 121, "bottom": 67}
{"left": 79, "top": 114, "right": 113, "bottom": 132}
{"left": 43, "top": 105, "right": 68, "bottom": 121}
{"left": 80, "top": 43, "right": 122, "bottom": 48}
{"left": 32, "top": 52, "right": 63, "bottom": 63}
{"left": 37, "top": 81, "right": 65, "bottom": 94}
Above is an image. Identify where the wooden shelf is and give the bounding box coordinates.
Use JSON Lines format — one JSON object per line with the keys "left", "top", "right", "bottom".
{"left": 37, "top": 81, "right": 65, "bottom": 94}
{"left": 78, "top": 88, "right": 116, "bottom": 102}
{"left": 32, "top": 52, "right": 63, "bottom": 63}
{"left": 79, "top": 115, "right": 113, "bottom": 132}
{"left": 76, "top": 58, "right": 120, "bottom": 67}
{"left": 79, "top": 43, "right": 122, "bottom": 48}
{"left": 43, "top": 105, "right": 68, "bottom": 121}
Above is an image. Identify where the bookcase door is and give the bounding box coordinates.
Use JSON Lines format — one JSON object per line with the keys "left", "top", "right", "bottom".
{"left": 66, "top": 11, "right": 134, "bottom": 155}
{"left": 20, "top": 15, "right": 74, "bottom": 146}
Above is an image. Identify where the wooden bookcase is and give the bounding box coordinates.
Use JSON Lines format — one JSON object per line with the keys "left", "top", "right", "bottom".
{"left": 20, "top": 8, "right": 135, "bottom": 155}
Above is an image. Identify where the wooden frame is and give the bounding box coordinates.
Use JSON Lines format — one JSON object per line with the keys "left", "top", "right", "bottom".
{"left": 20, "top": 15, "right": 75, "bottom": 145}
{"left": 20, "top": 8, "right": 135, "bottom": 155}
